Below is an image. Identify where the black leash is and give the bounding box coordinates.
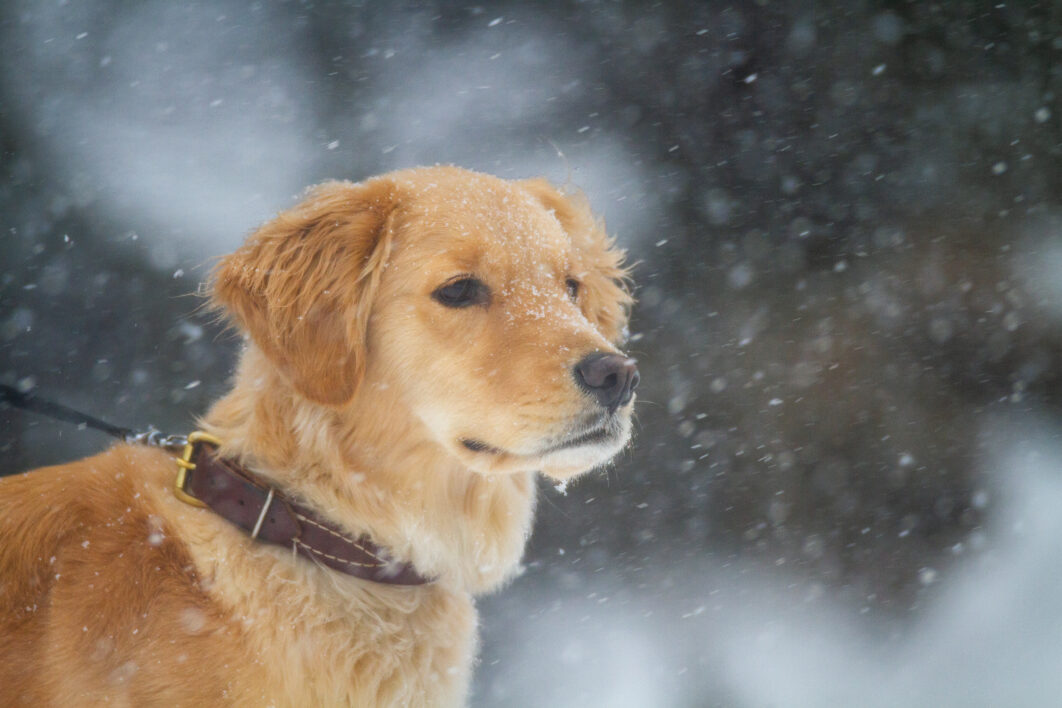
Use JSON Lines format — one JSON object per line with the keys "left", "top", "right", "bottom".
{"left": 0, "top": 383, "right": 187, "bottom": 448}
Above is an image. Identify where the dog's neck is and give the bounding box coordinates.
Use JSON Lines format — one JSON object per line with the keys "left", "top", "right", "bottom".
{"left": 200, "top": 346, "right": 536, "bottom": 593}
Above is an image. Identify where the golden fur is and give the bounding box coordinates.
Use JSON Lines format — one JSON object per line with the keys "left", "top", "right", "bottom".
{"left": 0, "top": 166, "right": 634, "bottom": 706}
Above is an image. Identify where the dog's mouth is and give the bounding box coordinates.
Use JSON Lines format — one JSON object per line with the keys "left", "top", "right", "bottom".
{"left": 541, "top": 424, "right": 616, "bottom": 452}
{"left": 460, "top": 418, "right": 620, "bottom": 457}
{"left": 461, "top": 438, "right": 503, "bottom": 454}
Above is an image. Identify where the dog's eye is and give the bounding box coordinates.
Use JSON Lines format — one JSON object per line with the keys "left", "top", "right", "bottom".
{"left": 565, "top": 278, "right": 580, "bottom": 301}
{"left": 432, "top": 278, "right": 490, "bottom": 308}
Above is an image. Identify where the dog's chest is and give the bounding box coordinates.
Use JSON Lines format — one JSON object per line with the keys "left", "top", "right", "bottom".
{"left": 202, "top": 551, "right": 477, "bottom": 707}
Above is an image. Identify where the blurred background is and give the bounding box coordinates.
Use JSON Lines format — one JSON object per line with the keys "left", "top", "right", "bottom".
{"left": 2, "top": 1, "right": 1061, "bottom": 705}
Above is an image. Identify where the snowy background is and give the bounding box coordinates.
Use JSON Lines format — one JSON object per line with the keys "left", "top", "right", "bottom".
{"left": 2, "top": 2, "right": 1061, "bottom": 706}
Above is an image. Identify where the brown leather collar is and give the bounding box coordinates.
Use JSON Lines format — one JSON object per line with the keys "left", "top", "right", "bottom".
{"left": 175, "top": 436, "right": 430, "bottom": 586}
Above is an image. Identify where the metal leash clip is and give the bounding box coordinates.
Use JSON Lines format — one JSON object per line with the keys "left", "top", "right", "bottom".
{"left": 124, "top": 426, "right": 189, "bottom": 450}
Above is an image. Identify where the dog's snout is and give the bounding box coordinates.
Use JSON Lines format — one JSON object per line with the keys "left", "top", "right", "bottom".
{"left": 573, "top": 353, "right": 640, "bottom": 411}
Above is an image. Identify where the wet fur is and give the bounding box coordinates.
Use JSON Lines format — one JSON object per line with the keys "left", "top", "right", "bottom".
{"left": 0, "top": 166, "right": 633, "bottom": 706}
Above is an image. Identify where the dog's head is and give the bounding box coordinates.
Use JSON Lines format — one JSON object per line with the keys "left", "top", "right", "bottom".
{"left": 212, "top": 166, "right": 636, "bottom": 480}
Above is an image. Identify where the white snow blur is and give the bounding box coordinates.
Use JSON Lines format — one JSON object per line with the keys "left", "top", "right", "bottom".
{"left": 1, "top": 0, "right": 322, "bottom": 266}
{"left": 1013, "top": 212, "right": 1062, "bottom": 324}
{"left": 1, "top": 2, "right": 660, "bottom": 265}
{"left": 487, "top": 411, "right": 1062, "bottom": 707}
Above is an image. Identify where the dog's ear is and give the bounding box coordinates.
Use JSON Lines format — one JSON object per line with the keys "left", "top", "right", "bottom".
{"left": 519, "top": 178, "right": 633, "bottom": 345}
{"left": 212, "top": 179, "right": 397, "bottom": 406}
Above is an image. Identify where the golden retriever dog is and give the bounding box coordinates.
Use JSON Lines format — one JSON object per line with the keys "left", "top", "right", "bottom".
{"left": 0, "top": 166, "right": 638, "bottom": 706}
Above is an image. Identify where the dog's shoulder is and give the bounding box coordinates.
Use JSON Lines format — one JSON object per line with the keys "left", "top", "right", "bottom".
{"left": 1, "top": 445, "right": 174, "bottom": 583}
{"left": 0, "top": 445, "right": 249, "bottom": 705}
{"left": 1, "top": 446, "right": 149, "bottom": 604}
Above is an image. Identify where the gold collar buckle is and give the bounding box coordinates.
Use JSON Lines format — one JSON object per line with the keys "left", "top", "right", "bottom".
{"left": 173, "top": 431, "right": 221, "bottom": 507}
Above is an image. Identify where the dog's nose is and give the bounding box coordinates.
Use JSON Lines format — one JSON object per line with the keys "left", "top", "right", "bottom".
{"left": 574, "top": 353, "right": 640, "bottom": 411}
